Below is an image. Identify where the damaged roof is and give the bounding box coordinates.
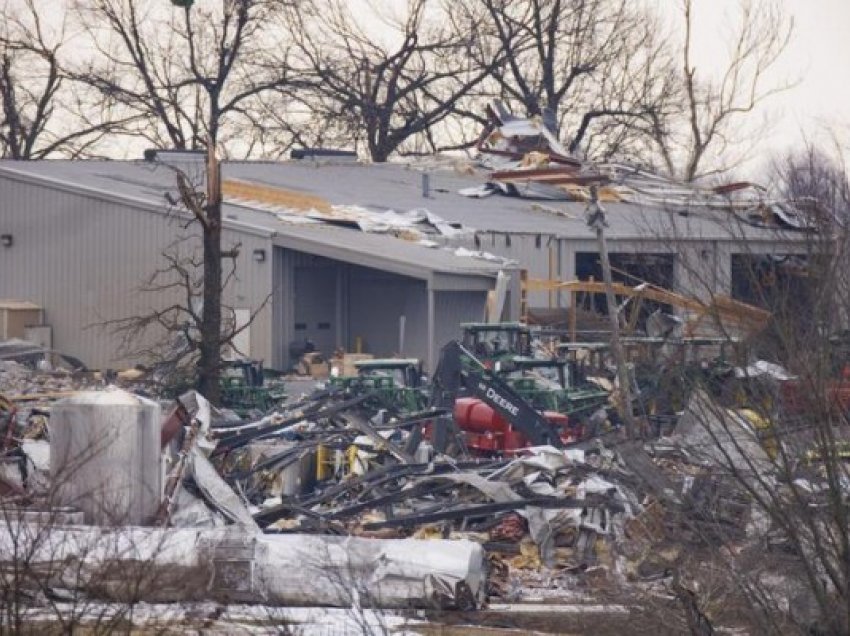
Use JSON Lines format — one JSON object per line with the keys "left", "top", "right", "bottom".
{"left": 0, "top": 158, "right": 805, "bottom": 248}
{"left": 224, "top": 161, "right": 809, "bottom": 242}
{"left": 0, "top": 160, "right": 508, "bottom": 283}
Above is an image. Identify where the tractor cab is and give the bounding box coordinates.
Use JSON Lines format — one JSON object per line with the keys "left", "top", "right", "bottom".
{"left": 460, "top": 322, "right": 532, "bottom": 365}
{"left": 220, "top": 359, "right": 286, "bottom": 415}
{"left": 354, "top": 359, "right": 424, "bottom": 388}
{"left": 330, "top": 358, "right": 427, "bottom": 412}
{"left": 556, "top": 342, "right": 611, "bottom": 379}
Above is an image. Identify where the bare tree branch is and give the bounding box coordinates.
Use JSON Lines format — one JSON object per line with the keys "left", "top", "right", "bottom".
{"left": 70, "top": 0, "right": 295, "bottom": 156}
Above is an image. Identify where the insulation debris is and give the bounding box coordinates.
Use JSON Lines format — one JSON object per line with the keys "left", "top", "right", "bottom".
{"left": 224, "top": 176, "right": 484, "bottom": 245}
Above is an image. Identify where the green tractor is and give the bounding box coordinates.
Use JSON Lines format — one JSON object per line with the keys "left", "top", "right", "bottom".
{"left": 329, "top": 358, "right": 428, "bottom": 413}
{"left": 460, "top": 323, "right": 609, "bottom": 419}
{"left": 501, "top": 356, "right": 609, "bottom": 418}
{"left": 220, "top": 359, "right": 287, "bottom": 416}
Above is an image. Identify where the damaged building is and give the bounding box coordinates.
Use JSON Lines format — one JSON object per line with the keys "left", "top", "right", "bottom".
{"left": 0, "top": 155, "right": 514, "bottom": 372}
{"left": 0, "top": 111, "right": 843, "bottom": 634}
{"left": 0, "top": 133, "right": 815, "bottom": 372}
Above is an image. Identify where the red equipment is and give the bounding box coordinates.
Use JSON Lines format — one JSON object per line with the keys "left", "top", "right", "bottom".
{"left": 453, "top": 397, "right": 574, "bottom": 453}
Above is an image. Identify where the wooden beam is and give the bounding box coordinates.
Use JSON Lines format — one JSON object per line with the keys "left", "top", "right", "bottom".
{"left": 523, "top": 277, "right": 770, "bottom": 334}
{"left": 222, "top": 179, "right": 332, "bottom": 212}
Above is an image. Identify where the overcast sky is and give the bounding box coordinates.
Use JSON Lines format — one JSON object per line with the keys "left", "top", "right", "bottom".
{"left": 361, "top": 0, "right": 850, "bottom": 176}
{"left": 765, "top": 0, "right": 850, "bottom": 160}
{"left": 673, "top": 0, "right": 850, "bottom": 174}
{"left": 24, "top": 0, "right": 850, "bottom": 174}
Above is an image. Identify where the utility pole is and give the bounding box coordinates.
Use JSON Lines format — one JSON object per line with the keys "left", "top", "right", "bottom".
{"left": 196, "top": 141, "right": 223, "bottom": 405}
{"left": 586, "top": 185, "right": 638, "bottom": 439}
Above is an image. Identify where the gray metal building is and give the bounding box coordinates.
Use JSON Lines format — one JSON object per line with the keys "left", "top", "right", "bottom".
{"left": 221, "top": 161, "right": 812, "bottom": 322}
{"left": 0, "top": 160, "right": 508, "bottom": 371}
{"left": 0, "top": 156, "right": 808, "bottom": 371}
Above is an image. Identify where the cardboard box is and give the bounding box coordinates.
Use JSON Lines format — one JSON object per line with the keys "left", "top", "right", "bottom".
{"left": 309, "top": 362, "right": 330, "bottom": 379}
{"left": 331, "top": 353, "right": 374, "bottom": 377}
{"left": 0, "top": 300, "right": 44, "bottom": 340}
{"left": 297, "top": 352, "right": 328, "bottom": 377}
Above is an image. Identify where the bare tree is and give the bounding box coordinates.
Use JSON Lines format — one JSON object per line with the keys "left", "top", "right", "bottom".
{"left": 99, "top": 153, "right": 268, "bottom": 404}
{"left": 449, "top": 0, "right": 677, "bottom": 161}
{"left": 0, "top": 0, "right": 126, "bottom": 159}
{"left": 773, "top": 143, "right": 850, "bottom": 225}
{"left": 644, "top": 0, "right": 793, "bottom": 181}
{"left": 72, "top": 0, "right": 282, "bottom": 403}
{"left": 71, "top": 0, "right": 294, "bottom": 156}
{"left": 624, "top": 149, "right": 850, "bottom": 633}
{"left": 279, "top": 0, "right": 497, "bottom": 162}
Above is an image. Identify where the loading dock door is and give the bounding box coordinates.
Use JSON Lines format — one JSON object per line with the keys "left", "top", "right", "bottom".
{"left": 294, "top": 266, "right": 337, "bottom": 357}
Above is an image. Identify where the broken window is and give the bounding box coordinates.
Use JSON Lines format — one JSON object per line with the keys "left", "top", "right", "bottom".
{"left": 574, "top": 252, "right": 676, "bottom": 320}
{"left": 731, "top": 253, "right": 813, "bottom": 341}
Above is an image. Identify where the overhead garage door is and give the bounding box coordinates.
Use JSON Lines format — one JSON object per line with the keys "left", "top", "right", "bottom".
{"left": 294, "top": 265, "right": 337, "bottom": 357}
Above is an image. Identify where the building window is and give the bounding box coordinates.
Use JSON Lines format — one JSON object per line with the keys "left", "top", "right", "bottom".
{"left": 574, "top": 252, "right": 676, "bottom": 318}
{"left": 731, "top": 254, "right": 810, "bottom": 310}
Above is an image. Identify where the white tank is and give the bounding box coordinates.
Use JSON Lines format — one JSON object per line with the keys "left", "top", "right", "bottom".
{"left": 50, "top": 388, "right": 162, "bottom": 526}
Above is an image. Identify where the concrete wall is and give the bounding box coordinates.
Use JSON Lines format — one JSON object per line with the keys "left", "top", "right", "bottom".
{"left": 0, "top": 174, "right": 273, "bottom": 368}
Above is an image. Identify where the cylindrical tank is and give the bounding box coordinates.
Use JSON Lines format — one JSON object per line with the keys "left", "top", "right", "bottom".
{"left": 50, "top": 389, "right": 162, "bottom": 526}
{"left": 454, "top": 398, "right": 510, "bottom": 434}
{"left": 452, "top": 397, "right": 479, "bottom": 427}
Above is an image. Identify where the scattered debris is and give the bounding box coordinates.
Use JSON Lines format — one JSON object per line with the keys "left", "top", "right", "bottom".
{"left": 463, "top": 101, "right": 814, "bottom": 232}
{"left": 1, "top": 311, "right": 846, "bottom": 635}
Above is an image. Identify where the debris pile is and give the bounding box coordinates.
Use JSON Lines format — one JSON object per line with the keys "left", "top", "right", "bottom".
{"left": 3, "top": 323, "right": 849, "bottom": 635}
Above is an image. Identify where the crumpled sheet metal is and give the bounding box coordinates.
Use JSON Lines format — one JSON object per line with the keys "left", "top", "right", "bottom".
{"left": 168, "top": 484, "right": 226, "bottom": 528}
{"left": 177, "top": 390, "right": 215, "bottom": 452}
{"left": 178, "top": 447, "right": 259, "bottom": 531}
{"left": 259, "top": 534, "right": 486, "bottom": 609}
{"left": 488, "top": 445, "right": 583, "bottom": 483}
{"left": 0, "top": 524, "right": 486, "bottom": 609}
{"left": 674, "top": 389, "right": 773, "bottom": 475}
{"left": 423, "top": 472, "right": 522, "bottom": 503}
{"left": 485, "top": 446, "right": 625, "bottom": 567}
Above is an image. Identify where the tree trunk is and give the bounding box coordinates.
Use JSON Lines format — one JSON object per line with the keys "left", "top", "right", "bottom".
{"left": 197, "top": 149, "right": 222, "bottom": 405}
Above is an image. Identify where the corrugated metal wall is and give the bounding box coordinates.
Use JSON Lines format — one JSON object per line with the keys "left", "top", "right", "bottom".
{"left": 272, "top": 248, "right": 433, "bottom": 369}
{"left": 271, "top": 247, "right": 290, "bottom": 369}
{"left": 469, "top": 233, "right": 555, "bottom": 307}
{"left": 0, "top": 175, "right": 273, "bottom": 368}
{"left": 294, "top": 264, "right": 338, "bottom": 359}
{"left": 453, "top": 233, "right": 710, "bottom": 309}
{"left": 433, "top": 290, "right": 487, "bottom": 351}
{"left": 348, "top": 268, "right": 428, "bottom": 361}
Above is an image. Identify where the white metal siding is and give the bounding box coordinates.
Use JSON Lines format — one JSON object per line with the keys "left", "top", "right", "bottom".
{"left": 0, "top": 175, "right": 273, "bottom": 368}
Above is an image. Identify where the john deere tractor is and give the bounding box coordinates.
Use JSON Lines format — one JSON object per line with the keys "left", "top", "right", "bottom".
{"left": 329, "top": 358, "right": 428, "bottom": 413}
